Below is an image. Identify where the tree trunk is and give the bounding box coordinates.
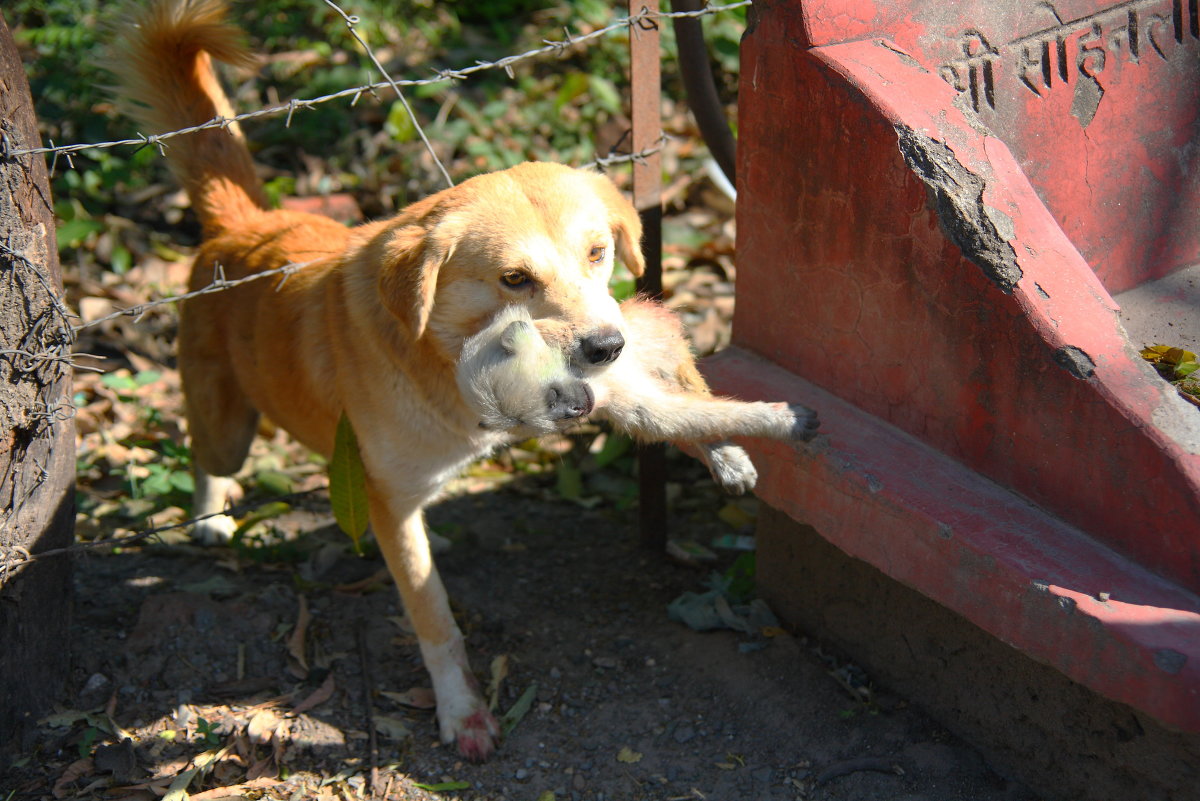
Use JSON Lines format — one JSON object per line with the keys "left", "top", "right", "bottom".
{"left": 0, "top": 12, "right": 76, "bottom": 752}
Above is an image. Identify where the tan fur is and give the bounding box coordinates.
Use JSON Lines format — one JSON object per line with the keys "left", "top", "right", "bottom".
{"left": 110, "top": 0, "right": 645, "bottom": 761}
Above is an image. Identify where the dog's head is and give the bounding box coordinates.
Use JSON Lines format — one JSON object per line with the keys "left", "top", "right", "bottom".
{"left": 373, "top": 162, "right": 643, "bottom": 366}
{"left": 457, "top": 305, "right": 594, "bottom": 435}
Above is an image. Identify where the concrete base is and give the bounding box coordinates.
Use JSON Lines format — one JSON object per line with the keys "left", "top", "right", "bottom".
{"left": 1115, "top": 262, "right": 1200, "bottom": 352}
{"left": 757, "top": 505, "right": 1200, "bottom": 801}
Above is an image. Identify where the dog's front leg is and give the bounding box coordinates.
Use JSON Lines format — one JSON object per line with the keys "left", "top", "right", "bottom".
{"left": 367, "top": 487, "right": 499, "bottom": 761}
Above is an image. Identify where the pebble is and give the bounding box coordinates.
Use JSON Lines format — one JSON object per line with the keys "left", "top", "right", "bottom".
{"left": 674, "top": 725, "right": 696, "bottom": 744}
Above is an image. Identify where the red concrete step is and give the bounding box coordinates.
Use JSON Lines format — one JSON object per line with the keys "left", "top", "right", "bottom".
{"left": 705, "top": 345, "right": 1200, "bottom": 731}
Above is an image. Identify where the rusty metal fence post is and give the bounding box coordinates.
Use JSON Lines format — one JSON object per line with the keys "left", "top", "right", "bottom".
{"left": 628, "top": 1, "right": 667, "bottom": 550}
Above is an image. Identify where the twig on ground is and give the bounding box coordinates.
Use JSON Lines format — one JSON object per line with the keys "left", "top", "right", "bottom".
{"left": 814, "top": 757, "right": 904, "bottom": 787}
{"left": 356, "top": 622, "right": 383, "bottom": 797}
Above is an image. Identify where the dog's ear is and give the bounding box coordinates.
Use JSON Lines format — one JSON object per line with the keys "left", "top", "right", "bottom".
{"left": 588, "top": 173, "right": 645, "bottom": 277}
{"left": 377, "top": 224, "right": 444, "bottom": 339}
{"left": 610, "top": 197, "right": 645, "bottom": 278}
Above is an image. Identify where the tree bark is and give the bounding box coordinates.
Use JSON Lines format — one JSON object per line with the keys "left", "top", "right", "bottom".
{"left": 0, "top": 12, "right": 76, "bottom": 752}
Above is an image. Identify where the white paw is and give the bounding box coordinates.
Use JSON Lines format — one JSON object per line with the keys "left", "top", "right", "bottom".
{"left": 706, "top": 443, "right": 758, "bottom": 495}
{"left": 440, "top": 696, "right": 501, "bottom": 762}
{"left": 192, "top": 513, "right": 238, "bottom": 545}
{"left": 423, "top": 638, "right": 500, "bottom": 761}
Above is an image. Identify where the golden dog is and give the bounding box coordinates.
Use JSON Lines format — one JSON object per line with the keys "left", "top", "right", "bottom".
{"left": 111, "top": 0, "right": 645, "bottom": 759}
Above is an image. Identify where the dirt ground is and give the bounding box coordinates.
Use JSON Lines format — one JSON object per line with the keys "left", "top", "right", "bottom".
{"left": 3, "top": 449, "right": 1038, "bottom": 801}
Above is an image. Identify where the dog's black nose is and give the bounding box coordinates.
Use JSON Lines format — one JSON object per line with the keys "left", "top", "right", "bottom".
{"left": 581, "top": 328, "right": 625, "bottom": 365}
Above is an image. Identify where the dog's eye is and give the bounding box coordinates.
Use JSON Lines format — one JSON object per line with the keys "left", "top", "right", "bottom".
{"left": 587, "top": 246, "right": 606, "bottom": 264}
{"left": 501, "top": 271, "right": 531, "bottom": 288}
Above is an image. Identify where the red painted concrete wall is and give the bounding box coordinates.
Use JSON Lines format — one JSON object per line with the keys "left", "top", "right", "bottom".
{"left": 734, "top": 2, "right": 1200, "bottom": 595}
{"left": 790, "top": 0, "right": 1200, "bottom": 294}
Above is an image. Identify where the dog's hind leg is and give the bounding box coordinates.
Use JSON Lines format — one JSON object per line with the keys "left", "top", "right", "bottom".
{"left": 185, "top": 385, "right": 257, "bottom": 544}
{"left": 368, "top": 486, "right": 499, "bottom": 761}
{"left": 180, "top": 316, "right": 260, "bottom": 544}
{"left": 192, "top": 468, "right": 241, "bottom": 544}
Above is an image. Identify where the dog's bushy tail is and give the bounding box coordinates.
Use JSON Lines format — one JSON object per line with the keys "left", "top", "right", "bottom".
{"left": 108, "top": 0, "right": 268, "bottom": 235}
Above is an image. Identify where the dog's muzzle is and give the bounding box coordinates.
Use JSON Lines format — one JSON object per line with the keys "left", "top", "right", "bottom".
{"left": 581, "top": 327, "right": 625, "bottom": 365}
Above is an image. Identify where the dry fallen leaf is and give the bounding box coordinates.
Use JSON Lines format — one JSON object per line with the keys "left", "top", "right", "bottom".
{"left": 287, "top": 595, "right": 310, "bottom": 676}
{"left": 52, "top": 757, "right": 94, "bottom": 799}
{"left": 488, "top": 654, "right": 510, "bottom": 711}
{"left": 292, "top": 672, "right": 336, "bottom": 715}
{"left": 246, "top": 709, "right": 283, "bottom": 745}
{"left": 189, "top": 777, "right": 283, "bottom": 800}
{"left": 380, "top": 687, "right": 437, "bottom": 709}
{"left": 616, "top": 747, "right": 643, "bottom": 764}
{"left": 373, "top": 716, "right": 411, "bottom": 741}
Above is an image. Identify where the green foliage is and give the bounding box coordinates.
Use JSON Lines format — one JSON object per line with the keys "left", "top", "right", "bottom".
{"left": 1141, "top": 344, "right": 1200, "bottom": 403}
{"left": 329, "top": 412, "right": 369, "bottom": 549}
{"left": 12, "top": 0, "right": 744, "bottom": 275}
{"left": 723, "top": 551, "right": 757, "bottom": 604}
{"left": 194, "top": 717, "right": 222, "bottom": 747}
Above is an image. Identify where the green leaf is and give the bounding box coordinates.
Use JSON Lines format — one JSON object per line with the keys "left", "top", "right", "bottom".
{"left": 587, "top": 75, "right": 621, "bottom": 114}
{"left": 57, "top": 217, "right": 103, "bottom": 246}
{"left": 385, "top": 100, "right": 416, "bottom": 143}
{"left": 1175, "top": 361, "right": 1199, "bottom": 379}
{"left": 232, "top": 501, "right": 291, "bottom": 541}
{"left": 592, "top": 433, "right": 633, "bottom": 469}
{"left": 330, "top": 412, "right": 369, "bottom": 548}
{"left": 254, "top": 469, "right": 294, "bottom": 497}
{"left": 169, "top": 470, "right": 195, "bottom": 494}
{"left": 414, "top": 780, "right": 472, "bottom": 792}
{"left": 555, "top": 72, "right": 589, "bottom": 110}
{"left": 500, "top": 682, "right": 538, "bottom": 736}
{"left": 554, "top": 457, "right": 583, "bottom": 500}
{"left": 109, "top": 244, "right": 132, "bottom": 274}
{"left": 101, "top": 371, "right": 139, "bottom": 392}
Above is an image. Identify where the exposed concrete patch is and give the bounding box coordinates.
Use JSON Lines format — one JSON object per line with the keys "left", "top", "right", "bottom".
{"left": 1052, "top": 346, "right": 1096, "bottom": 380}
{"left": 896, "top": 126, "right": 1022, "bottom": 292}
{"left": 1070, "top": 74, "right": 1104, "bottom": 128}
{"left": 1151, "top": 399, "right": 1200, "bottom": 455}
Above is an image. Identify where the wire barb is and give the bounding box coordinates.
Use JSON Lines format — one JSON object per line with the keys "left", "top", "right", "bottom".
{"left": 6, "top": 0, "right": 751, "bottom": 164}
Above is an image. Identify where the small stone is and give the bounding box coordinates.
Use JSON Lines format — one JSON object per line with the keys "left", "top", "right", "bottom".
{"left": 673, "top": 725, "right": 696, "bottom": 744}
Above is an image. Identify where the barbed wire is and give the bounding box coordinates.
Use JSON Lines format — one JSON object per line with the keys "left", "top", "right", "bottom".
{"left": 62, "top": 132, "right": 667, "bottom": 336}
{"left": 72, "top": 258, "right": 316, "bottom": 333}
{"left": 321, "top": 0, "right": 454, "bottom": 188}
{"left": 2, "top": 0, "right": 742, "bottom": 573}
{"left": 2, "top": 1, "right": 749, "bottom": 164}
{"left": 0, "top": 488, "right": 328, "bottom": 589}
